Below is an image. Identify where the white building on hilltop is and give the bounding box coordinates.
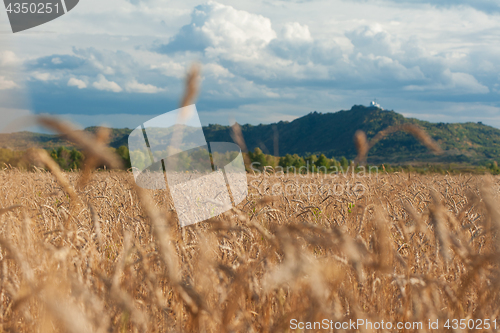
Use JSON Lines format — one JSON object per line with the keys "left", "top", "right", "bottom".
{"left": 369, "top": 99, "right": 383, "bottom": 109}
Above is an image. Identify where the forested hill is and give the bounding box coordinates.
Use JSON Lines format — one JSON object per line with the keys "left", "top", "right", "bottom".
{"left": 1, "top": 105, "right": 500, "bottom": 164}
{"left": 203, "top": 105, "right": 500, "bottom": 164}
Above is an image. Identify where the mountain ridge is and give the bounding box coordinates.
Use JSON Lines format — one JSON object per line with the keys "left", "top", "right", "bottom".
{"left": 1, "top": 105, "right": 498, "bottom": 165}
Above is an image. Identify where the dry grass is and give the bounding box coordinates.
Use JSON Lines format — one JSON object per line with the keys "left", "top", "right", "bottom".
{"left": 0, "top": 163, "right": 500, "bottom": 332}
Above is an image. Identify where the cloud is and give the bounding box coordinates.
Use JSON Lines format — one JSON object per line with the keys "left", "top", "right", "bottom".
{"left": 27, "top": 54, "right": 86, "bottom": 71}
{"left": 152, "top": 3, "right": 436, "bottom": 90}
{"left": 373, "top": 0, "right": 500, "bottom": 13}
{"left": 268, "top": 23, "right": 342, "bottom": 65}
{"left": 154, "top": 1, "right": 277, "bottom": 61}
{"left": 68, "top": 78, "right": 87, "bottom": 89}
{"left": 404, "top": 70, "right": 489, "bottom": 94}
{"left": 26, "top": 47, "right": 175, "bottom": 98}
{"left": 0, "top": 51, "right": 21, "bottom": 67}
{"left": 282, "top": 22, "right": 313, "bottom": 42}
{"left": 31, "top": 72, "right": 58, "bottom": 81}
{"left": 8, "top": 0, "right": 500, "bottom": 129}
{"left": 0, "top": 76, "right": 19, "bottom": 90}
{"left": 151, "top": 61, "right": 186, "bottom": 79}
{"left": 125, "top": 79, "right": 165, "bottom": 93}
{"left": 346, "top": 24, "right": 401, "bottom": 57}
{"left": 92, "top": 74, "right": 123, "bottom": 93}
{"left": 203, "top": 63, "right": 235, "bottom": 79}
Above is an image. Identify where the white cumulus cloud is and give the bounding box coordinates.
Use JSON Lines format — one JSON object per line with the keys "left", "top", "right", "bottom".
{"left": 92, "top": 74, "right": 122, "bottom": 93}
{"left": 203, "top": 63, "right": 235, "bottom": 79}
{"left": 405, "top": 70, "right": 491, "bottom": 94}
{"left": 68, "top": 78, "right": 87, "bottom": 89}
{"left": 151, "top": 61, "right": 186, "bottom": 79}
{"left": 446, "top": 71, "right": 489, "bottom": 94}
{"left": 157, "top": 1, "right": 277, "bottom": 60}
{"left": 31, "top": 72, "right": 58, "bottom": 81}
{"left": 282, "top": 22, "right": 313, "bottom": 42}
{"left": 0, "top": 51, "right": 21, "bottom": 67}
{"left": 0, "top": 76, "right": 19, "bottom": 90}
{"left": 125, "top": 79, "right": 165, "bottom": 93}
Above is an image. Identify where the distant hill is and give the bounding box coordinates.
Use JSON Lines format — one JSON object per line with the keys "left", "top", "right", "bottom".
{"left": 0, "top": 127, "right": 132, "bottom": 153}
{"left": 203, "top": 105, "right": 500, "bottom": 164}
{"left": 1, "top": 105, "right": 499, "bottom": 165}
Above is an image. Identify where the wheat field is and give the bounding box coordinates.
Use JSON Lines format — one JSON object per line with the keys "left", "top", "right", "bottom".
{"left": 0, "top": 162, "right": 499, "bottom": 332}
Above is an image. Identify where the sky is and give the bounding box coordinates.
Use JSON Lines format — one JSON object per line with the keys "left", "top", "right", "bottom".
{"left": 1, "top": 0, "right": 500, "bottom": 132}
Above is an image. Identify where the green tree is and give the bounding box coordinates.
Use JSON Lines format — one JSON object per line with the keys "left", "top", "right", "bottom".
{"left": 315, "top": 154, "right": 330, "bottom": 173}
{"left": 249, "top": 148, "right": 268, "bottom": 170}
{"left": 279, "top": 154, "right": 294, "bottom": 169}
{"left": 54, "top": 147, "right": 71, "bottom": 170}
{"left": 130, "top": 150, "right": 147, "bottom": 171}
{"left": 340, "top": 156, "right": 349, "bottom": 169}
{"left": 305, "top": 154, "right": 318, "bottom": 172}
{"left": 279, "top": 154, "right": 305, "bottom": 173}
{"left": 69, "top": 148, "right": 84, "bottom": 170}
{"left": 117, "top": 145, "right": 131, "bottom": 168}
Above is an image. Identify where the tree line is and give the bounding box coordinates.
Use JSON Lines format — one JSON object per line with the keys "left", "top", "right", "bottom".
{"left": 0, "top": 145, "right": 354, "bottom": 173}
{"left": 0, "top": 146, "right": 131, "bottom": 171}
{"left": 0, "top": 145, "right": 498, "bottom": 175}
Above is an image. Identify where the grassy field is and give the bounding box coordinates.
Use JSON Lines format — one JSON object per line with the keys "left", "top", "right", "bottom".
{"left": 0, "top": 165, "right": 499, "bottom": 332}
